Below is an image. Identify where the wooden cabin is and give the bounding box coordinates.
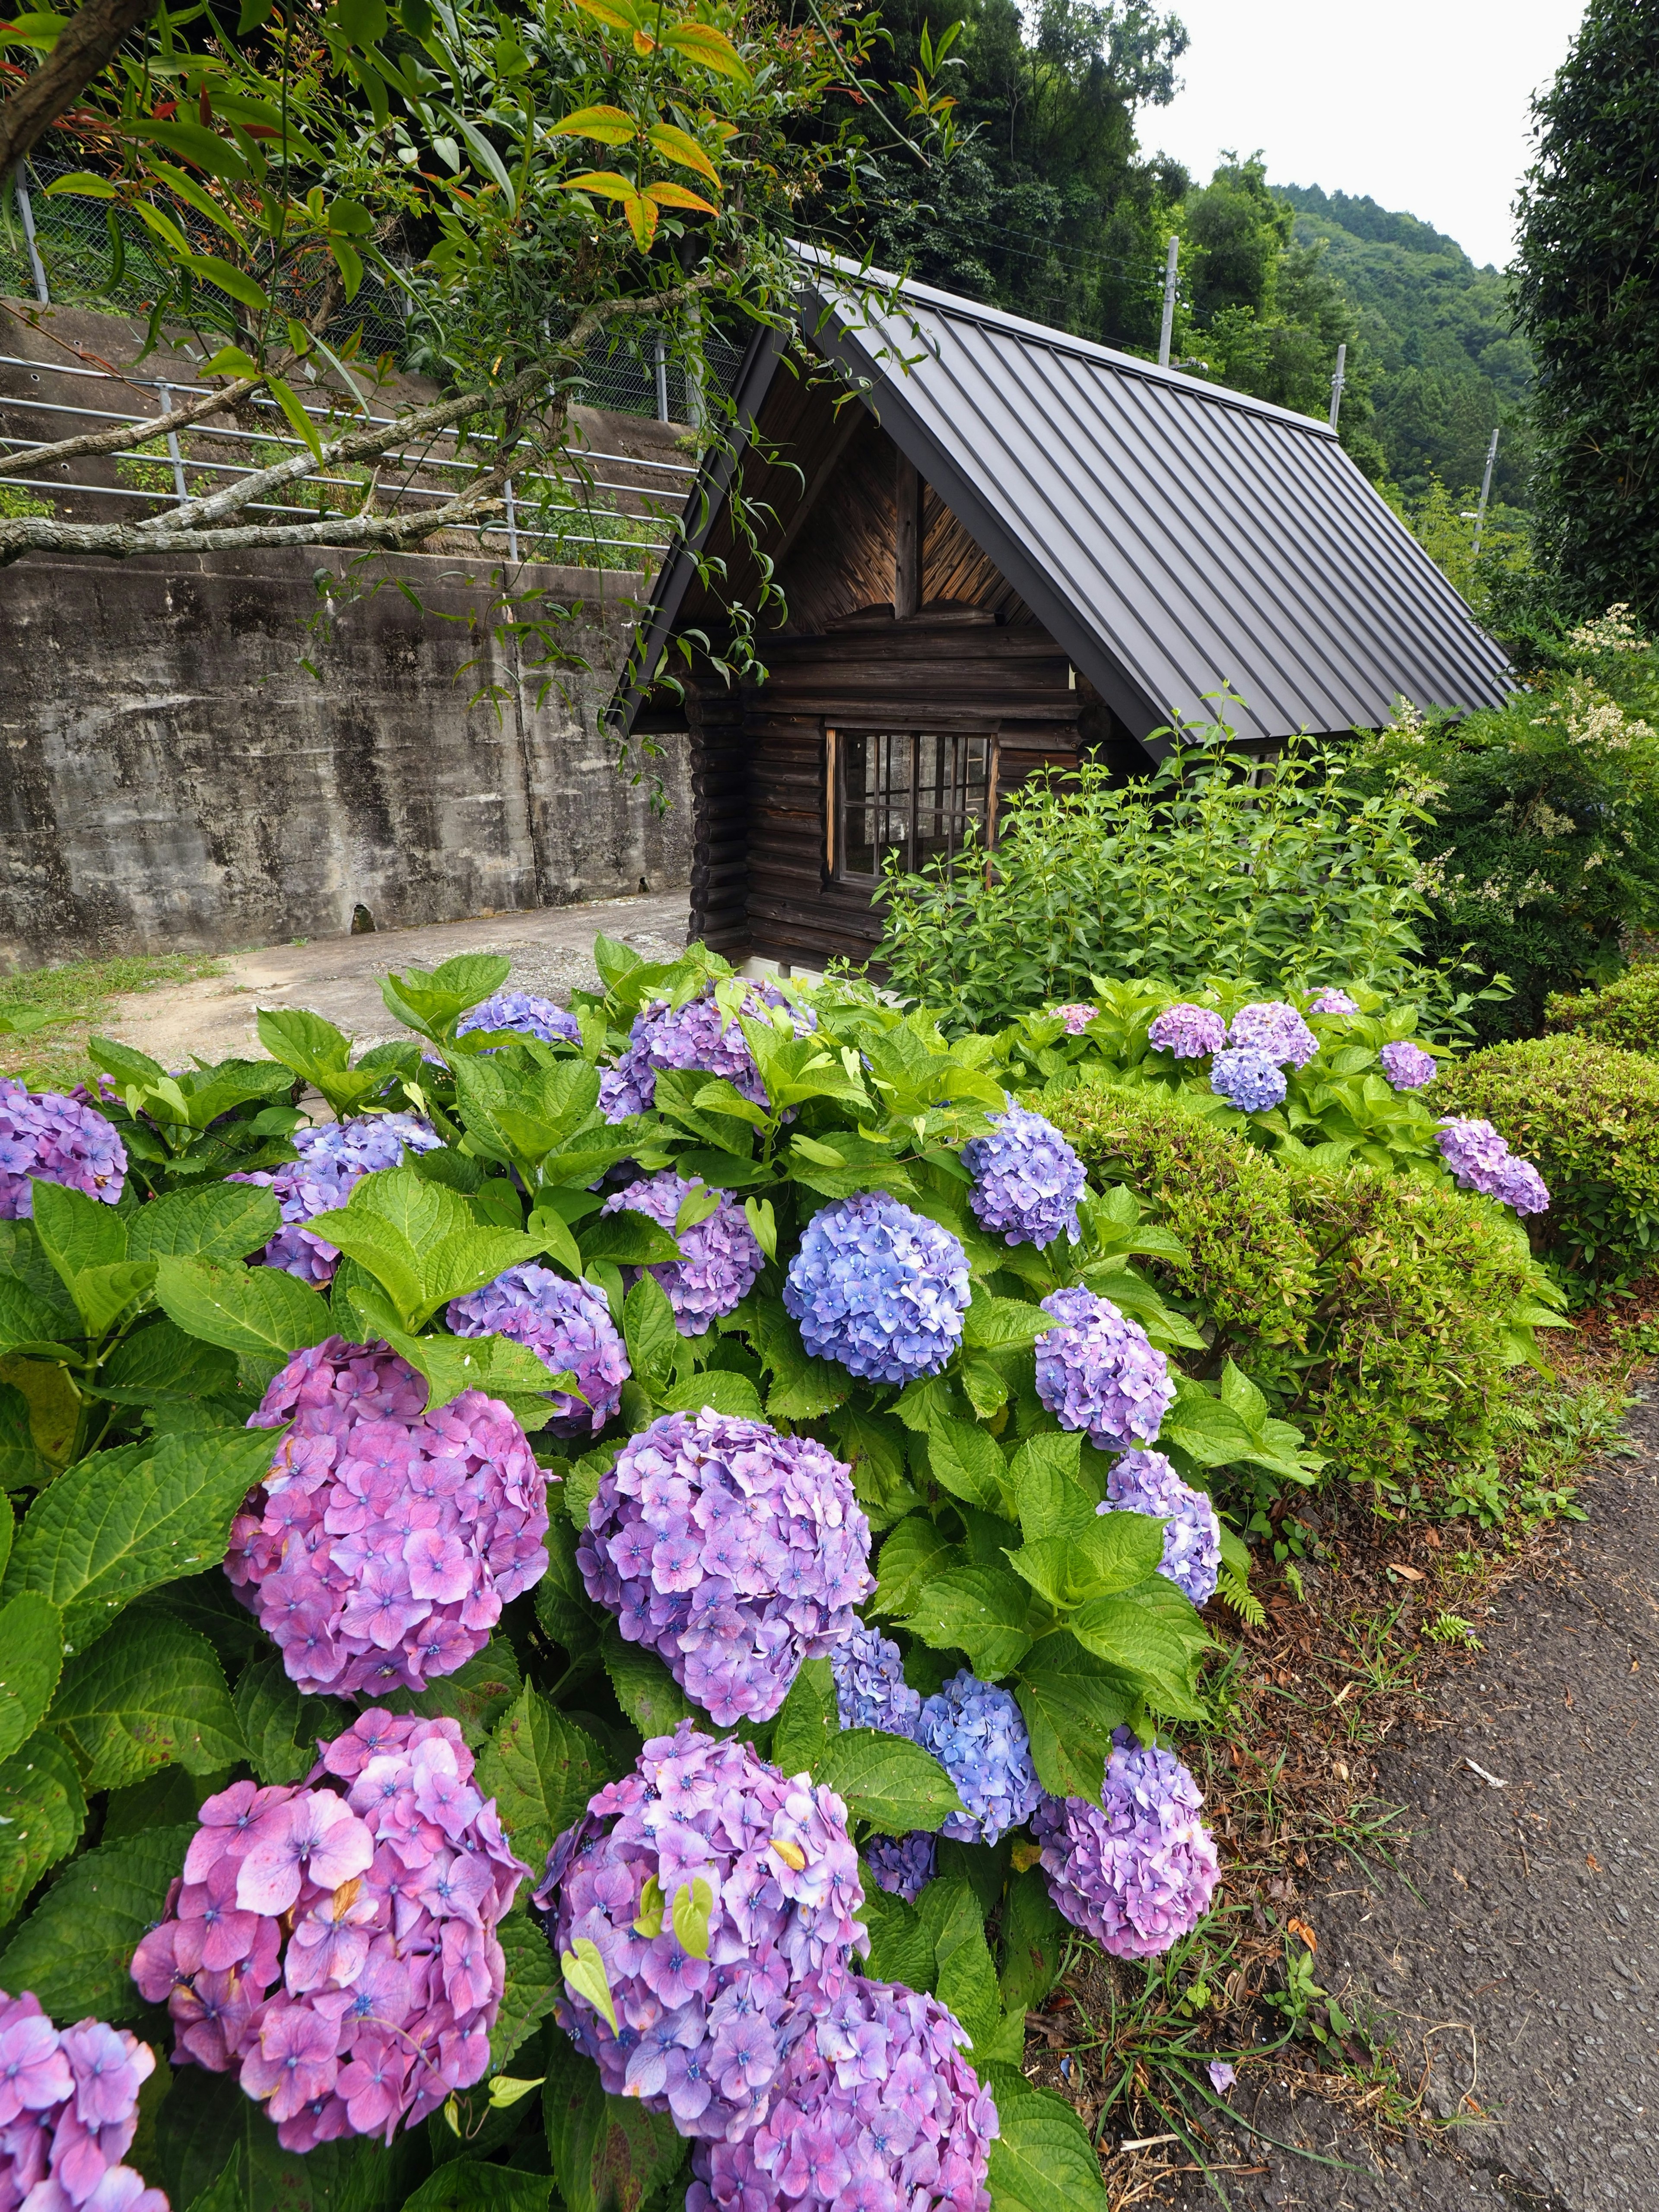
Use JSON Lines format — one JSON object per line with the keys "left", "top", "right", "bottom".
{"left": 619, "top": 255, "right": 1513, "bottom": 977}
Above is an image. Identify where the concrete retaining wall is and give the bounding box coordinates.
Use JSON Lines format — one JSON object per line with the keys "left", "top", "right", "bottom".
{"left": 0, "top": 546, "right": 689, "bottom": 968}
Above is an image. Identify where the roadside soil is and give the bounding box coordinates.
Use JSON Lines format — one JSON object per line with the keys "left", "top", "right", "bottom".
{"left": 96, "top": 890, "right": 690, "bottom": 1066}
{"left": 1149, "top": 1393, "right": 1659, "bottom": 2212}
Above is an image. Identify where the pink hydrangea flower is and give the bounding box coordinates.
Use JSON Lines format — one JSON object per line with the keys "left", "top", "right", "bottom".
{"left": 1052, "top": 1004, "right": 1098, "bottom": 1035}
{"left": 0, "top": 1990, "right": 166, "bottom": 2211}
{"left": 131, "top": 1713, "right": 528, "bottom": 2152}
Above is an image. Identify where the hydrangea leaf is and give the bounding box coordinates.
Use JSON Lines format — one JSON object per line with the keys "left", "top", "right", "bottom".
{"left": 486, "top": 1904, "right": 562, "bottom": 2072}
{"left": 1011, "top": 1433, "right": 1095, "bottom": 1542}
{"left": 155, "top": 2062, "right": 398, "bottom": 2212}
{"left": 1012, "top": 1636, "right": 1133, "bottom": 1800}
{"left": 50, "top": 1607, "right": 245, "bottom": 1789}
{"left": 0, "top": 1385, "right": 51, "bottom": 1492}
{"left": 299, "top": 1205, "right": 426, "bottom": 1325}
{"left": 381, "top": 953, "right": 512, "bottom": 1040}
{"left": 474, "top": 1684, "right": 611, "bottom": 1873}
{"left": 0, "top": 1820, "right": 196, "bottom": 2022}
{"left": 1007, "top": 1511, "right": 1166, "bottom": 1608}
{"left": 0, "top": 1729, "right": 84, "bottom": 1929}
{"left": 600, "top": 1624, "right": 692, "bottom": 1737}
{"left": 814, "top": 1728, "right": 965, "bottom": 1836}
{"left": 94, "top": 1318, "right": 240, "bottom": 1407}
{"left": 925, "top": 1416, "right": 1017, "bottom": 1519}
{"left": 998, "top": 1864, "right": 1068, "bottom": 2011}
{"left": 125, "top": 1182, "right": 283, "bottom": 1265}
{"left": 855, "top": 1881, "right": 935, "bottom": 1990}
{"left": 4, "top": 1425, "right": 277, "bottom": 1649}
{"left": 0, "top": 1275, "right": 83, "bottom": 1360}
{"left": 382, "top": 1639, "right": 524, "bottom": 1747}
{"left": 622, "top": 1272, "right": 678, "bottom": 1390}
{"left": 0, "top": 1592, "right": 62, "bottom": 1761}
{"left": 932, "top": 1907, "right": 1002, "bottom": 2054}
{"left": 961, "top": 1295, "right": 1052, "bottom": 1351}
{"left": 1067, "top": 1585, "right": 1209, "bottom": 1720}
{"left": 561, "top": 1934, "right": 619, "bottom": 2033}
{"left": 232, "top": 1656, "right": 342, "bottom": 1785}
{"left": 899, "top": 1565, "right": 1035, "bottom": 1678}
{"left": 671, "top": 1874, "right": 714, "bottom": 1960}
{"left": 152, "top": 1254, "right": 334, "bottom": 1359}
{"left": 400, "top": 2159, "right": 555, "bottom": 2210}
{"left": 579, "top": 1210, "right": 684, "bottom": 1266}
{"left": 986, "top": 2072, "right": 1109, "bottom": 2212}
{"left": 28, "top": 1184, "right": 153, "bottom": 1340}
{"left": 870, "top": 1515, "right": 964, "bottom": 1618}
{"left": 656, "top": 1370, "right": 763, "bottom": 1419}
{"left": 769, "top": 1656, "right": 837, "bottom": 1778}
{"left": 542, "top": 2033, "right": 687, "bottom": 2212}
{"left": 379, "top": 1322, "right": 556, "bottom": 1414}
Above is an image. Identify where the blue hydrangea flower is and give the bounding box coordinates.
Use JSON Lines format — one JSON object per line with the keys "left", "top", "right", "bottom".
{"left": 862, "top": 1831, "right": 938, "bottom": 1904}
{"left": 447, "top": 1262, "right": 627, "bottom": 1437}
{"left": 0, "top": 1080, "right": 126, "bottom": 1219}
{"left": 1437, "top": 1118, "right": 1550, "bottom": 1215}
{"left": 917, "top": 1669, "right": 1043, "bottom": 1846}
{"left": 1226, "top": 1001, "right": 1318, "bottom": 1069}
{"left": 1494, "top": 1154, "right": 1551, "bottom": 1215}
{"left": 1309, "top": 987, "right": 1358, "bottom": 1015}
{"left": 600, "top": 1171, "right": 764, "bottom": 1335}
{"left": 1378, "top": 1040, "right": 1437, "bottom": 1090}
{"left": 456, "top": 991, "right": 581, "bottom": 1047}
{"left": 830, "top": 1623, "right": 922, "bottom": 1738}
{"left": 784, "top": 1192, "right": 970, "bottom": 1384}
{"left": 1210, "top": 1047, "right": 1288, "bottom": 1114}
{"left": 599, "top": 980, "right": 816, "bottom": 1121}
{"left": 1032, "top": 1729, "right": 1219, "bottom": 1959}
{"left": 1147, "top": 1004, "right": 1227, "bottom": 1059}
{"left": 231, "top": 1112, "right": 441, "bottom": 1285}
{"left": 963, "top": 1103, "right": 1085, "bottom": 1248}
{"left": 1036, "top": 1286, "right": 1175, "bottom": 1452}
{"left": 1103, "top": 1449, "right": 1221, "bottom": 1608}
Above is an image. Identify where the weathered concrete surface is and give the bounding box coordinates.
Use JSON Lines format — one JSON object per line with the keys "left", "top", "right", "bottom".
{"left": 101, "top": 888, "right": 690, "bottom": 1062}
{"left": 0, "top": 546, "right": 690, "bottom": 966}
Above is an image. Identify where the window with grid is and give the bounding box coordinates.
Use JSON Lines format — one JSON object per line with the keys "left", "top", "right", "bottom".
{"left": 833, "top": 731, "right": 993, "bottom": 881}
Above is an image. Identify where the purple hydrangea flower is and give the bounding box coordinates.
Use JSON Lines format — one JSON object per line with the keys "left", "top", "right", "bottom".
{"left": 456, "top": 990, "right": 582, "bottom": 1046}
{"left": 0, "top": 1991, "right": 168, "bottom": 2211}
{"left": 1309, "top": 988, "right": 1358, "bottom": 1016}
{"left": 599, "top": 1171, "right": 764, "bottom": 1336}
{"left": 830, "top": 1624, "right": 922, "bottom": 1739}
{"left": 599, "top": 980, "right": 817, "bottom": 1121}
{"left": 232, "top": 1338, "right": 549, "bottom": 1698}
{"left": 579, "top": 1410, "right": 874, "bottom": 1726}
{"left": 1052, "top": 1004, "right": 1098, "bottom": 1035}
{"left": 532, "top": 1721, "right": 867, "bottom": 2143}
{"left": 132, "top": 1711, "right": 528, "bottom": 2151}
{"left": 1147, "top": 1004, "right": 1227, "bottom": 1059}
{"left": 1209, "top": 1047, "right": 1288, "bottom": 1114}
{"left": 862, "top": 1831, "right": 938, "bottom": 1904}
{"left": 0, "top": 1079, "right": 126, "bottom": 1219}
{"left": 447, "top": 1264, "right": 627, "bottom": 1437}
{"left": 962, "top": 1104, "right": 1085, "bottom": 1249}
{"left": 232, "top": 1112, "right": 441, "bottom": 1286}
{"left": 917, "top": 1671, "right": 1042, "bottom": 1847}
{"left": 1437, "top": 1118, "right": 1551, "bottom": 1215}
{"left": 783, "top": 1193, "right": 970, "bottom": 1385}
{"left": 1379, "top": 1040, "right": 1437, "bottom": 1090}
{"left": 686, "top": 1976, "right": 997, "bottom": 2212}
{"left": 1102, "top": 1450, "right": 1221, "bottom": 1608}
{"left": 1226, "top": 1001, "right": 1318, "bottom": 1070}
{"left": 1032, "top": 1731, "right": 1219, "bottom": 1959}
{"left": 1035, "top": 1287, "right": 1175, "bottom": 1452}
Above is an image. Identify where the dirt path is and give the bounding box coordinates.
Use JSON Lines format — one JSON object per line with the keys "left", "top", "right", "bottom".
{"left": 99, "top": 890, "right": 690, "bottom": 1066}
{"left": 1168, "top": 1394, "right": 1659, "bottom": 2210}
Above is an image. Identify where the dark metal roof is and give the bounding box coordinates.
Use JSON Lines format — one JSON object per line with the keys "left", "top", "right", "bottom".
{"left": 624, "top": 252, "right": 1514, "bottom": 748}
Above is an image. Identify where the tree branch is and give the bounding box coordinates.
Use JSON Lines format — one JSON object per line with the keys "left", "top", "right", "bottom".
{"left": 2, "top": 374, "right": 266, "bottom": 476}
{"left": 0, "top": 0, "right": 157, "bottom": 185}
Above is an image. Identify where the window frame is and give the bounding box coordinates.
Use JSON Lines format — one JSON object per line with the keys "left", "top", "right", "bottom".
{"left": 826, "top": 726, "right": 997, "bottom": 886}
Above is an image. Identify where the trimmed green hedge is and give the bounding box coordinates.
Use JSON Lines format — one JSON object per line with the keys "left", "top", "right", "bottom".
{"left": 1545, "top": 963, "right": 1659, "bottom": 1055}
{"left": 1435, "top": 1033, "right": 1659, "bottom": 1293}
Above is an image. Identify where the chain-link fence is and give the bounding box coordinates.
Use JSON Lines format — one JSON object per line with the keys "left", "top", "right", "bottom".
{"left": 2, "top": 159, "right": 747, "bottom": 422}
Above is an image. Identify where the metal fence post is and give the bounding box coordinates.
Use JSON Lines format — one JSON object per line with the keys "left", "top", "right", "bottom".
{"left": 504, "top": 477, "right": 519, "bottom": 561}
{"left": 16, "top": 169, "right": 50, "bottom": 305}
{"left": 157, "top": 382, "right": 188, "bottom": 503}
{"left": 653, "top": 337, "right": 669, "bottom": 424}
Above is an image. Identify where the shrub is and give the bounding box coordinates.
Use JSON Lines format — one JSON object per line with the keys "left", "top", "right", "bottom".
{"left": 1435, "top": 1033, "right": 1659, "bottom": 1292}
{"left": 1545, "top": 964, "right": 1659, "bottom": 1053}
{"left": 1043, "top": 1076, "right": 1316, "bottom": 1349}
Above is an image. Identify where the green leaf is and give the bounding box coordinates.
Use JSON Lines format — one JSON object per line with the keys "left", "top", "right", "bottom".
{"left": 1014, "top": 1636, "right": 1133, "bottom": 1800}
{"left": 901, "top": 1565, "right": 1034, "bottom": 1678}
{"left": 95, "top": 1319, "right": 239, "bottom": 1407}
{"left": 382, "top": 953, "right": 511, "bottom": 1040}
{"left": 1217, "top": 1357, "right": 1269, "bottom": 1434}
{"left": 962, "top": 1294, "right": 1052, "bottom": 1351}
{"left": 601, "top": 1624, "right": 692, "bottom": 1736}
{"left": 0, "top": 1388, "right": 50, "bottom": 1493}
{"left": 51, "top": 1608, "right": 244, "bottom": 1789}
{"left": 232, "top": 1656, "right": 341, "bottom": 1785}
{"left": 127, "top": 1183, "right": 281, "bottom": 1265}
{"left": 769, "top": 1656, "right": 836, "bottom": 1780}
{"left": 399, "top": 2164, "right": 550, "bottom": 2212}
{"left": 5, "top": 1426, "right": 276, "bottom": 1650}
{"left": 487, "top": 1904, "right": 562, "bottom": 2072}
{"left": 656, "top": 1370, "right": 763, "bottom": 1419}
{"left": 578, "top": 1211, "right": 682, "bottom": 1267}
{"left": 474, "top": 1685, "right": 610, "bottom": 1875}
{"left": 378, "top": 1324, "right": 557, "bottom": 1416}
{"left": 0, "top": 1592, "right": 61, "bottom": 1762}
{"left": 542, "top": 2034, "right": 687, "bottom": 2212}
{"left": 987, "top": 2075, "right": 1109, "bottom": 2212}
{"left": 1005, "top": 1511, "right": 1165, "bottom": 1608}
{"left": 925, "top": 1417, "right": 1016, "bottom": 1518}
{"left": 998, "top": 1865, "right": 1066, "bottom": 2011}
{"left": 153, "top": 1255, "right": 333, "bottom": 1360}
{"left": 0, "top": 1275, "right": 80, "bottom": 1359}
{"left": 857, "top": 1881, "right": 935, "bottom": 1989}
{"left": 30, "top": 1183, "right": 151, "bottom": 1337}
{"left": 156, "top": 2065, "right": 396, "bottom": 2212}
{"left": 1010, "top": 1431, "right": 1091, "bottom": 1541}
{"left": 622, "top": 1273, "right": 678, "bottom": 1392}
{"left": 1067, "top": 1583, "right": 1209, "bottom": 1719}
{"left": 871, "top": 1516, "right": 964, "bottom": 1618}
{"left": 0, "top": 1821, "right": 195, "bottom": 2022}
{"left": 814, "top": 1729, "right": 964, "bottom": 1836}
{"left": 934, "top": 1908, "right": 1001, "bottom": 2054}
{"left": 381, "top": 1639, "right": 522, "bottom": 1747}
{"left": 0, "top": 1730, "right": 85, "bottom": 1929}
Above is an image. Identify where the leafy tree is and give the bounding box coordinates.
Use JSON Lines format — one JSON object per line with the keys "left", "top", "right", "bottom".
{"left": 1515, "top": 0, "right": 1659, "bottom": 620}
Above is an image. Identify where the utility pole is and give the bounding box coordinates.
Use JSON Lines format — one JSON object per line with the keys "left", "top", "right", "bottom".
{"left": 1328, "top": 342, "right": 1346, "bottom": 430}
{"left": 1471, "top": 426, "right": 1500, "bottom": 557}
{"left": 1157, "top": 234, "right": 1179, "bottom": 368}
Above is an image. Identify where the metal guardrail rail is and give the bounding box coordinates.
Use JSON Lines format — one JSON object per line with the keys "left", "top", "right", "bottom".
{"left": 0, "top": 352, "right": 696, "bottom": 563}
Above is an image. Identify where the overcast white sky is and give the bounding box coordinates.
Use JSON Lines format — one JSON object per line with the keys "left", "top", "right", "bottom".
{"left": 1148, "top": 0, "right": 1589, "bottom": 270}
